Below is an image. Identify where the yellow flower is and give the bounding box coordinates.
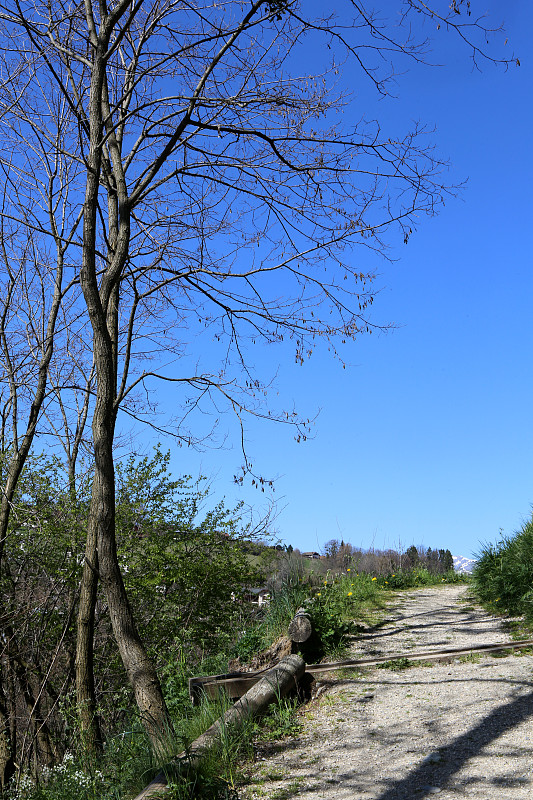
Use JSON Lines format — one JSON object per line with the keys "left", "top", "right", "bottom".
{"left": 371, "top": 577, "right": 377, "bottom": 581}
{"left": 347, "top": 568, "right": 351, "bottom": 571}
{"left": 392, "top": 574, "right": 395, "bottom": 577}
{"left": 385, "top": 581, "right": 388, "bottom": 584}
{"left": 351, "top": 583, "right": 354, "bottom": 586}
{"left": 324, "top": 581, "right": 327, "bottom": 585}
{"left": 347, "top": 592, "right": 353, "bottom": 596}
{"left": 317, "top": 592, "right": 321, "bottom": 597}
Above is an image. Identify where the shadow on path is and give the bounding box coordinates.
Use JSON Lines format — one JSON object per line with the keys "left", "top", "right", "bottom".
{"left": 374, "top": 686, "right": 533, "bottom": 800}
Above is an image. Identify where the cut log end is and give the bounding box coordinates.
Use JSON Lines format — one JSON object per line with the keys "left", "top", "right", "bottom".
{"left": 288, "top": 610, "right": 313, "bottom": 643}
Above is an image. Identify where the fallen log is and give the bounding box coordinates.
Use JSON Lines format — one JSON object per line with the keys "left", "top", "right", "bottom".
{"left": 133, "top": 654, "right": 306, "bottom": 800}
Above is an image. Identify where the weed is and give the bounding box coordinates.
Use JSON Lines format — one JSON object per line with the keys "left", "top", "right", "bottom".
{"left": 305, "top": 571, "right": 385, "bottom": 658}
{"left": 374, "top": 568, "right": 469, "bottom": 591}
{"left": 502, "top": 619, "right": 533, "bottom": 640}
{"left": 253, "top": 697, "right": 301, "bottom": 742}
{"left": 459, "top": 653, "right": 481, "bottom": 664}
{"left": 377, "top": 657, "right": 412, "bottom": 671}
{"left": 260, "top": 769, "right": 285, "bottom": 781}
{"left": 270, "top": 778, "right": 304, "bottom": 799}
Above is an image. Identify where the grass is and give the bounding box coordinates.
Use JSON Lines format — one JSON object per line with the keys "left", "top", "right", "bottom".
{"left": 377, "top": 657, "right": 413, "bottom": 671}
{"left": 269, "top": 779, "right": 305, "bottom": 800}
{"left": 459, "top": 652, "right": 481, "bottom": 664}
{"left": 471, "top": 513, "right": 533, "bottom": 628}
{"left": 5, "top": 678, "right": 251, "bottom": 800}
{"left": 251, "top": 697, "right": 302, "bottom": 742}
{"left": 502, "top": 619, "right": 533, "bottom": 640}
{"left": 373, "top": 568, "right": 469, "bottom": 590}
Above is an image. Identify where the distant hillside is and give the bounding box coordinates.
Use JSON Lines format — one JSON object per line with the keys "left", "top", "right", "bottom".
{"left": 453, "top": 555, "right": 477, "bottom": 574}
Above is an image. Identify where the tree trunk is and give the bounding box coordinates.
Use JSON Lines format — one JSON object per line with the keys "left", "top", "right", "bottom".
{"left": 88, "top": 441, "right": 175, "bottom": 754}
{"left": 0, "top": 666, "right": 15, "bottom": 791}
{"left": 75, "top": 528, "right": 102, "bottom": 754}
{"left": 79, "top": 27, "right": 175, "bottom": 756}
{"left": 288, "top": 609, "right": 313, "bottom": 644}
{"left": 5, "top": 630, "right": 57, "bottom": 769}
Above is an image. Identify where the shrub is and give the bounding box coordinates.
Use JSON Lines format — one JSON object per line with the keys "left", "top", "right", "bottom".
{"left": 306, "top": 572, "right": 381, "bottom": 656}
{"left": 472, "top": 514, "right": 533, "bottom": 620}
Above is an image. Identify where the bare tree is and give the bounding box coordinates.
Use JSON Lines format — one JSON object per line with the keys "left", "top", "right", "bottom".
{"left": 43, "top": 353, "right": 103, "bottom": 753}
{"left": 0, "top": 213, "right": 80, "bottom": 785}
{"left": 0, "top": 0, "right": 512, "bottom": 763}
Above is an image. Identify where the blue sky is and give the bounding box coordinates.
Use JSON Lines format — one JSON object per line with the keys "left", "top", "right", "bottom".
{"left": 145, "top": 2, "right": 532, "bottom": 560}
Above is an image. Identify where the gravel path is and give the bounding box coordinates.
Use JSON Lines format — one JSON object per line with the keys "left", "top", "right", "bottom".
{"left": 243, "top": 585, "right": 533, "bottom": 800}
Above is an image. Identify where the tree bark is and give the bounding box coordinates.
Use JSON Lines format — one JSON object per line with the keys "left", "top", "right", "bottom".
{"left": 78, "top": 17, "right": 175, "bottom": 754}
{"left": 0, "top": 661, "right": 15, "bottom": 791}
{"left": 75, "top": 528, "right": 102, "bottom": 754}
{"left": 88, "top": 446, "right": 175, "bottom": 753}
{"left": 5, "top": 628, "right": 57, "bottom": 769}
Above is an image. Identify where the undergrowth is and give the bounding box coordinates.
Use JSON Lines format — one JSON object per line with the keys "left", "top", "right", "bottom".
{"left": 5, "top": 564, "right": 467, "bottom": 800}
{"left": 472, "top": 513, "right": 533, "bottom": 629}
{"left": 373, "top": 568, "right": 468, "bottom": 590}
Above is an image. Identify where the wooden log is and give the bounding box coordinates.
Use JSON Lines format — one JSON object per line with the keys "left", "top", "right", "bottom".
{"left": 133, "top": 654, "right": 306, "bottom": 800}
{"left": 288, "top": 608, "right": 313, "bottom": 644}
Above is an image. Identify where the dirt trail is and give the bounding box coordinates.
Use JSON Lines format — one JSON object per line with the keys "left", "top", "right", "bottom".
{"left": 243, "top": 585, "right": 533, "bottom": 800}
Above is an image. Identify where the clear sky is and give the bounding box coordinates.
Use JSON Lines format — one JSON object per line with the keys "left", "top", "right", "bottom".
{"left": 137, "top": 2, "right": 533, "bottom": 560}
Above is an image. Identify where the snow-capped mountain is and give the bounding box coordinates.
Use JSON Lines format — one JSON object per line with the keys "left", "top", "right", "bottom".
{"left": 453, "top": 555, "right": 477, "bottom": 574}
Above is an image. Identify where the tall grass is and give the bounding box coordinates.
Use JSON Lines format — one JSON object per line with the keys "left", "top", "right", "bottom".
{"left": 263, "top": 581, "right": 310, "bottom": 640}
{"left": 472, "top": 514, "right": 533, "bottom": 621}
{"left": 374, "top": 567, "right": 468, "bottom": 590}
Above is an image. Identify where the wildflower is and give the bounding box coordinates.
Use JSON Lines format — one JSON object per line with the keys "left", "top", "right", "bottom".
{"left": 392, "top": 574, "right": 395, "bottom": 577}
{"left": 347, "top": 591, "right": 353, "bottom": 596}
{"left": 317, "top": 592, "right": 321, "bottom": 597}
{"left": 371, "top": 577, "right": 377, "bottom": 581}
{"left": 324, "top": 581, "right": 327, "bottom": 585}
{"left": 385, "top": 581, "right": 388, "bottom": 584}
{"left": 347, "top": 568, "right": 351, "bottom": 571}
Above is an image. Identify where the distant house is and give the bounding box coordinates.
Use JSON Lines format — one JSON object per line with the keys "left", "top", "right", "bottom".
{"left": 302, "top": 551, "right": 321, "bottom": 560}
{"left": 244, "top": 587, "right": 271, "bottom": 606}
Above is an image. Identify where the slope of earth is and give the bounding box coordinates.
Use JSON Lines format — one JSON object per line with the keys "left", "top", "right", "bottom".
{"left": 243, "top": 585, "right": 533, "bottom": 800}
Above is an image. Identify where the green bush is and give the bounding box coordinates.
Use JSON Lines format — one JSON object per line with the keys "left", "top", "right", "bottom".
{"left": 306, "top": 572, "right": 381, "bottom": 656}
{"left": 472, "top": 514, "right": 533, "bottom": 621}
{"left": 233, "top": 628, "right": 265, "bottom": 662}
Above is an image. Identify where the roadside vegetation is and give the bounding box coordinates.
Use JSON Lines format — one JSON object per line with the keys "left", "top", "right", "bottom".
{"left": 472, "top": 513, "right": 533, "bottom": 628}
{"left": 2, "top": 452, "right": 466, "bottom": 800}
